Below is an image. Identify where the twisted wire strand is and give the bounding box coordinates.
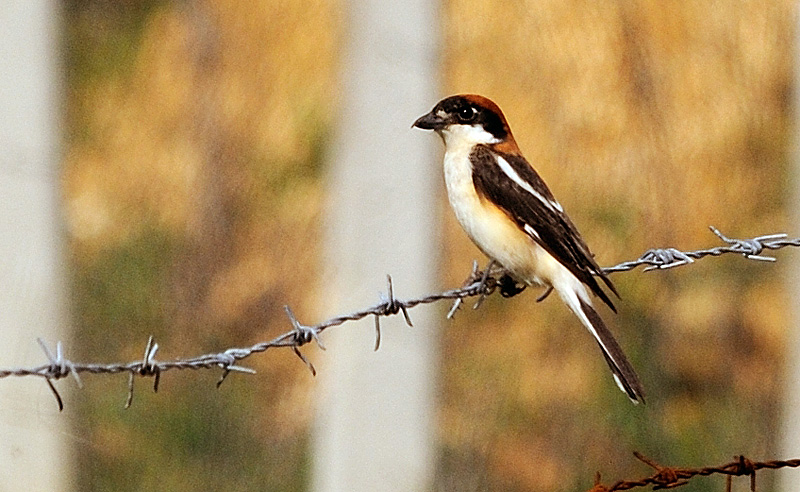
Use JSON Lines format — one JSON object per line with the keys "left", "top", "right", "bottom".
{"left": 588, "top": 452, "right": 800, "bottom": 491}
{"left": 0, "top": 227, "right": 796, "bottom": 410}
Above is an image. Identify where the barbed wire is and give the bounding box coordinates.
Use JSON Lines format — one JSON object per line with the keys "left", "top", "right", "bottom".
{"left": 602, "top": 227, "right": 794, "bottom": 273}
{"left": 587, "top": 451, "right": 800, "bottom": 491}
{"left": 0, "top": 226, "right": 797, "bottom": 410}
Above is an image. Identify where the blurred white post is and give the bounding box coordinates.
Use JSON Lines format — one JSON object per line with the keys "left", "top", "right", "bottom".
{"left": 312, "top": 0, "right": 440, "bottom": 490}
{"left": 0, "top": 1, "right": 72, "bottom": 491}
{"left": 783, "top": 11, "right": 800, "bottom": 491}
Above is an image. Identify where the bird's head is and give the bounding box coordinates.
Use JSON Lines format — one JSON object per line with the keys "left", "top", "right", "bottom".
{"left": 413, "top": 94, "right": 516, "bottom": 150}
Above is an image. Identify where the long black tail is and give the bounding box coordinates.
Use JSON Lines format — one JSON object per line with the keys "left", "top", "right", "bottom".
{"left": 577, "top": 297, "right": 645, "bottom": 404}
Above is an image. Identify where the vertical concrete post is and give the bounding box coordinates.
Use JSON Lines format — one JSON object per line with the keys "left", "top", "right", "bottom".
{"left": 0, "top": 1, "right": 72, "bottom": 490}
{"left": 312, "top": 0, "right": 441, "bottom": 490}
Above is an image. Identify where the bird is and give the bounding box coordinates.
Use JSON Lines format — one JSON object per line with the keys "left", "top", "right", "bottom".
{"left": 413, "top": 94, "right": 645, "bottom": 403}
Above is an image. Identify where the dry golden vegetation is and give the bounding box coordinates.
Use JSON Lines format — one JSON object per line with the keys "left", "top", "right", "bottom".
{"left": 63, "top": 1, "right": 795, "bottom": 491}
{"left": 65, "top": 1, "right": 339, "bottom": 490}
{"left": 440, "top": 1, "right": 794, "bottom": 490}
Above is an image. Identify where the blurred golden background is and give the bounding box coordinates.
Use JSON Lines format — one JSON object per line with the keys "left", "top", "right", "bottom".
{"left": 63, "top": 0, "right": 794, "bottom": 491}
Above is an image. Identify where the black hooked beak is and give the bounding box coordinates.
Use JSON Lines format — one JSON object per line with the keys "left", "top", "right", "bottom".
{"left": 412, "top": 111, "right": 446, "bottom": 130}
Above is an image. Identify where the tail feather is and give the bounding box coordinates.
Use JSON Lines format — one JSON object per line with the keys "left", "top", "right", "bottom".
{"left": 575, "top": 296, "right": 645, "bottom": 404}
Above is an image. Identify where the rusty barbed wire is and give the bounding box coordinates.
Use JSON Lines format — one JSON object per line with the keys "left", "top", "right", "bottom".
{"left": 0, "top": 226, "right": 798, "bottom": 410}
{"left": 587, "top": 451, "right": 800, "bottom": 491}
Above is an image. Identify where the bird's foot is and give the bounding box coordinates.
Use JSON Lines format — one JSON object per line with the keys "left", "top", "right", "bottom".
{"left": 499, "top": 274, "right": 527, "bottom": 298}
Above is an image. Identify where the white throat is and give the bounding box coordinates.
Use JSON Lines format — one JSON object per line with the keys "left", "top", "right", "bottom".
{"left": 439, "top": 124, "right": 499, "bottom": 151}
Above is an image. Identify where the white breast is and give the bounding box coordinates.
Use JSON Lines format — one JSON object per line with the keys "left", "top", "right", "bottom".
{"left": 441, "top": 144, "right": 537, "bottom": 283}
{"left": 439, "top": 131, "right": 575, "bottom": 291}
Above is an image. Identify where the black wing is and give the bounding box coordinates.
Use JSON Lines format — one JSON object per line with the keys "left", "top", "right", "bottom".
{"left": 470, "top": 145, "right": 618, "bottom": 311}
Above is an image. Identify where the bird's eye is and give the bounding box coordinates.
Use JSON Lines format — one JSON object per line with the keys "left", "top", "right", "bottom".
{"left": 457, "top": 106, "right": 476, "bottom": 123}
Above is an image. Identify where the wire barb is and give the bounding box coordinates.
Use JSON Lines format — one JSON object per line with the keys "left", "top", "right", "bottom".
{"left": 284, "top": 305, "right": 325, "bottom": 350}
{"left": 36, "top": 339, "right": 83, "bottom": 411}
{"left": 587, "top": 471, "right": 610, "bottom": 492}
{"left": 472, "top": 260, "right": 497, "bottom": 310}
{"left": 284, "top": 305, "right": 324, "bottom": 376}
{"left": 447, "top": 260, "right": 481, "bottom": 319}
{"left": 730, "top": 455, "right": 757, "bottom": 492}
{"left": 292, "top": 346, "right": 316, "bottom": 377}
{"left": 378, "top": 275, "right": 414, "bottom": 326}
{"left": 1, "top": 228, "right": 799, "bottom": 409}
{"left": 373, "top": 275, "right": 417, "bottom": 350}
{"left": 710, "top": 226, "right": 779, "bottom": 262}
{"left": 214, "top": 350, "right": 257, "bottom": 388}
{"left": 641, "top": 248, "right": 695, "bottom": 272}
{"left": 633, "top": 452, "right": 687, "bottom": 489}
{"left": 126, "top": 336, "right": 161, "bottom": 408}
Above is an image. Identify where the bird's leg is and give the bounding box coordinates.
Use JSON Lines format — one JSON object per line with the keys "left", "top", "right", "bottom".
{"left": 472, "top": 260, "right": 497, "bottom": 310}
{"left": 499, "top": 274, "right": 527, "bottom": 298}
{"left": 535, "top": 285, "right": 553, "bottom": 302}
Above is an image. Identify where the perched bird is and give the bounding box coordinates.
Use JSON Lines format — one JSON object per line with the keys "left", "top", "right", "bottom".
{"left": 413, "top": 94, "right": 644, "bottom": 403}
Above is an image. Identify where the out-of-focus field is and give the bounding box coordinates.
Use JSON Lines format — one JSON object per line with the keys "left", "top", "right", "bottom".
{"left": 63, "top": 1, "right": 794, "bottom": 491}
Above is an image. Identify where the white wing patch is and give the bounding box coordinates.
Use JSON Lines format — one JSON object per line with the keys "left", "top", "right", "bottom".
{"left": 495, "top": 156, "right": 563, "bottom": 212}
{"left": 523, "top": 223, "right": 541, "bottom": 240}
